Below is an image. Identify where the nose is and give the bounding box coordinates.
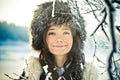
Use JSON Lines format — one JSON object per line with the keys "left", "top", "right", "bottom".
{"left": 56, "top": 35, "right": 63, "bottom": 43}
{"left": 56, "top": 39, "right": 63, "bottom": 43}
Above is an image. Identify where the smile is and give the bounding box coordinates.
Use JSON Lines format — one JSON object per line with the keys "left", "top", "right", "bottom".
{"left": 53, "top": 45, "right": 67, "bottom": 48}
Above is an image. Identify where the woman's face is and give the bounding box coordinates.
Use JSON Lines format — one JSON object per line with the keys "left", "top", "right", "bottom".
{"left": 46, "top": 25, "right": 73, "bottom": 57}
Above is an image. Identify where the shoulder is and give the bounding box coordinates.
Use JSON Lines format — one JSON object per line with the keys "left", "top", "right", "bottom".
{"left": 84, "top": 62, "right": 98, "bottom": 80}
{"left": 26, "top": 56, "right": 40, "bottom": 70}
{"left": 24, "top": 56, "right": 42, "bottom": 80}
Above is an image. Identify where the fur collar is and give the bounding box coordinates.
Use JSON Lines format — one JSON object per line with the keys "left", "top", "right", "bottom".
{"left": 24, "top": 56, "right": 98, "bottom": 80}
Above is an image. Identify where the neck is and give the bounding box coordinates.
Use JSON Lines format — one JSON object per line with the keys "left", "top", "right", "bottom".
{"left": 54, "top": 55, "right": 67, "bottom": 68}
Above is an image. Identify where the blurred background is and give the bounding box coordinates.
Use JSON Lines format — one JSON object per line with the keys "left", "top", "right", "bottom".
{"left": 0, "top": 0, "right": 120, "bottom": 80}
{"left": 0, "top": 0, "right": 43, "bottom": 79}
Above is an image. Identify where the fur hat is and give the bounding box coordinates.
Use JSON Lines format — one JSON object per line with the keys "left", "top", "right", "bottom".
{"left": 30, "top": 1, "right": 86, "bottom": 50}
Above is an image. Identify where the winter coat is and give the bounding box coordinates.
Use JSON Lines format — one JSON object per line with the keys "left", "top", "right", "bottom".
{"left": 23, "top": 56, "right": 98, "bottom": 80}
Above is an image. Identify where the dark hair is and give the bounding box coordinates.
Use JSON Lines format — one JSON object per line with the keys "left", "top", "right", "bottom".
{"left": 30, "top": 1, "right": 86, "bottom": 80}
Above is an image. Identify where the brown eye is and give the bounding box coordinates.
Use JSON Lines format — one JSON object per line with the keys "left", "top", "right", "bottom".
{"left": 48, "top": 32, "right": 55, "bottom": 35}
{"left": 63, "top": 32, "right": 70, "bottom": 35}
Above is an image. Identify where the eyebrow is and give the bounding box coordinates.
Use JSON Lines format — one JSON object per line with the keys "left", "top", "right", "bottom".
{"left": 48, "top": 28, "right": 70, "bottom": 30}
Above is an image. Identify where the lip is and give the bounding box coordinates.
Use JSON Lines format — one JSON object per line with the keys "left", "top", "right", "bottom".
{"left": 53, "top": 45, "right": 67, "bottom": 48}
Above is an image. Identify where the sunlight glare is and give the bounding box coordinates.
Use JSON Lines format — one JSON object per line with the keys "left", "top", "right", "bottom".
{"left": 0, "top": 0, "right": 46, "bottom": 27}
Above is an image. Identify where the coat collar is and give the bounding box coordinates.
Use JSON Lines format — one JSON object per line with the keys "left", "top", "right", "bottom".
{"left": 25, "top": 56, "right": 98, "bottom": 80}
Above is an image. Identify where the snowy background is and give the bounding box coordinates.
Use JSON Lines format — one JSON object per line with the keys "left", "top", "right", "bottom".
{"left": 0, "top": 21, "right": 119, "bottom": 80}
{"left": 0, "top": 0, "right": 120, "bottom": 80}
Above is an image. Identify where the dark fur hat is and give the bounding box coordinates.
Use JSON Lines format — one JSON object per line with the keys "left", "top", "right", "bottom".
{"left": 30, "top": 1, "right": 86, "bottom": 50}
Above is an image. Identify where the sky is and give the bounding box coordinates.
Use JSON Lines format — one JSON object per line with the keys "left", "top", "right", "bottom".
{"left": 0, "top": 0, "right": 50, "bottom": 27}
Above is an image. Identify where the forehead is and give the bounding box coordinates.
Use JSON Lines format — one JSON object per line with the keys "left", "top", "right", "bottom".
{"left": 48, "top": 25, "right": 71, "bottom": 30}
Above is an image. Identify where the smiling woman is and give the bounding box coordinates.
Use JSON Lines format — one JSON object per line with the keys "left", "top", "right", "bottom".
{"left": 28, "top": 1, "right": 87, "bottom": 79}
{"left": 46, "top": 25, "right": 73, "bottom": 68}
{"left": 18, "top": 1, "right": 98, "bottom": 80}
{"left": 0, "top": 0, "right": 45, "bottom": 27}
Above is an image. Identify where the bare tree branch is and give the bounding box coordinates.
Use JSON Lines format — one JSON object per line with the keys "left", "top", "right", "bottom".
{"left": 103, "top": 0, "right": 116, "bottom": 80}
{"left": 85, "top": 0, "right": 100, "bottom": 22}
{"left": 90, "top": 8, "right": 109, "bottom": 41}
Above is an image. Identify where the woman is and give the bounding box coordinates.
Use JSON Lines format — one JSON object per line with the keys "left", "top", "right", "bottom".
{"left": 21, "top": 1, "right": 98, "bottom": 80}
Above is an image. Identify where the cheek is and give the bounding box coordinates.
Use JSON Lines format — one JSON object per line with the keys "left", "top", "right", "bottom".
{"left": 65, "top": 37, "right": 73, "bottom": 47}
{"left": 70, "top": 39, "right": 73, "bottom": 47}
{"left": 46, "top": 37, "right": 54, "bottom": 47}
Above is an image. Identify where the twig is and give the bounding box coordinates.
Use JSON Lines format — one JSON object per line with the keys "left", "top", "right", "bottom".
{"left": 82, "top": 9, "right": 101, "bottom": 14}
{"left": 52, "top": 0, "right": 56, "bottom": 17}
{"left": 114, "top": 58, "right": 120, "bottom": 62}
{"left": 116, "top": 26, "right": 120, "bottom": 32}
{"left": 112, "top": 0, "right": 120, "bottom": 4}
{"left": 101, "top": 70, "right": 107, "bottom": 75}
{"left": 101, "top": 24, "right": 110, "bottom": 41}
{"left": 104, "top": 0, "right": 116, "bottom": 80}
{"left": 90, "top": 8, "right": 108, "bottom": 37}
{"left": 13, "top": 72, "right": 27, "bottom": 80}
{"left": 85, "top": 0, "right": 100, "bottom": 22}
{"left": 4, "top": 74, "right": 18, "bottom": 80}
{"left": 95, "top": 55, "right": 106, "bottom": 65}
{"left": 25, "top": 59, "right": 36, "bottom": 80}
{"left": 92, "top": 35, "right": 97, "bottom": 57}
